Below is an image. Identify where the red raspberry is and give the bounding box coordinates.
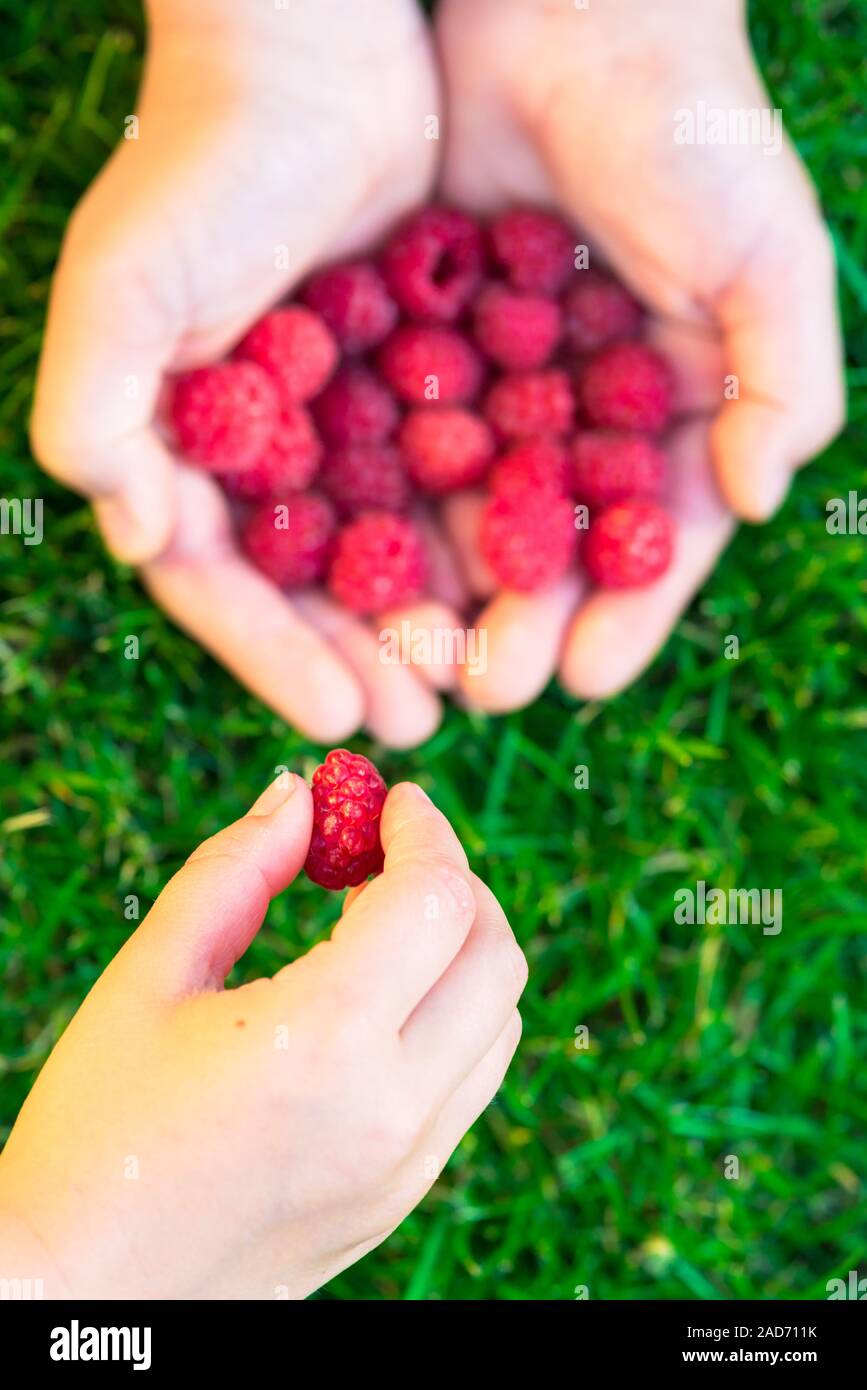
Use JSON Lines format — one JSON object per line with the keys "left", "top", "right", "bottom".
{"left": 488, "top": 437, "right": 571, "bottom": 497}
{"left": 380, "top": 206, "right": 485, "bottom": 323}
{"left": 488, "top": 207, "right": 574, "bottom": 294}
{"left": 328, "top": 512, "right": 427, "bottom": 614}
{"left": 170, "top": 361, "right": 278, "bottom": 473}
{"left": 377, "top": 325, "right": 483, "bottom": 406}
{"left": 320, "top": 442, "right": 410, "bottom": 517}
{"left": 483, "top": 369, "right": 574, "bottom": 439}
{"left": 562, "top": 271, "right": 643, "bottom": 353}
{"left": 472, "top": 283, "right": 562, "bottom": 370}
{"left": 480, "top": 489, "right": 577, "bottom": 591}
{"left": 398, "top": 408, "right": 494, "bottom": 494}
{"left": 237, "top": 307, "right": 338, "bottom": 403}
{"left": 304, "top": 748, "right": 387, "bottom": 890}
{"left": 241, "top": 491, "right": 336, "bottom": 587}
{"left": 222, "top": 403, "right": 321, "bottom": 500}
{"left": 300, "top": 260, "right": 398, "bottom": 353}
{"left": 579, "top": 341, "right": 674, "bottom": 434}
{"left": 584, "top": 500, "right": 675, "bottom": 588}
{"left": 312, "top": 365, "right": 399, "bottom": 446}
{"left": 571, "top": 431, "right": 665, "bottom": 506}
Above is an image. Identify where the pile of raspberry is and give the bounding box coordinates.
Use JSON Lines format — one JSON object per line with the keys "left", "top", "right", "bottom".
{"left": 170, "top": 205, "right": 677, "bottom": 606}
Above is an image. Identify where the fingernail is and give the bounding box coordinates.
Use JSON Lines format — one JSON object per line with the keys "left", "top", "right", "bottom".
{"left": 407, "top": 783, "right": 432, "bottom": 805}
{"left": 250, "top": 775, "right": 297, "bottom": 816}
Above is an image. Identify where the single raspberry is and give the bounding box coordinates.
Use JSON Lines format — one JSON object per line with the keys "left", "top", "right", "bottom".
{"left": 170, "top": 361, "right": 278, "bottom": 473}
{"left": 488, "top": 207, "right": 574, "bottom": 294}
{"left": 312, "top": 365, "right": 399, "bottom": 446}
{"left": 584, "top": 499, "right": 675, "bottom": 588}
{"left": 377, "top": 325, "right": 484, "bottom": 406}
{"left": 579, "top": 341, "right": 674, "bottom": 434}
{"left": 320, "top": 442, "right": 410, "bottom": 517}
{"left": 481, "top": 488, "right": 577, "bottom": 591}
{"left": 380, "top": 205, "right": 485, "bottom": 323}
{"left": 300, "top": 260, "right": 398, "bottom": 353}
{"left": 472, "top": 283, "right": 562, "bottom": 370}
{"left": 562, "top": 271, "right": 643, "bottom": 353}
{"left": 328, "top": 512, "right": 427, "bottom": 614}
{"left": 237, "top": 307, "right": 338, "bottom": 403}
{"left": 241, "top": 491, "right": 336, "bottom": 587}
{"left": 398, "top": 408, "right": 494, "bottom": 494}
{"left": 222, "top": 403, "right": 321, "bottom": 500}
{"left": 304, "top": 748, "right": 387, "bottom": 890}
{"left": 483, "top": 369, "right": 574, "bottom": 439}
{"left": 571, "top": 431, "right": 665, "bottom": 506}
{"left": 488, "top": 437, "right": 571, "bottom": 498}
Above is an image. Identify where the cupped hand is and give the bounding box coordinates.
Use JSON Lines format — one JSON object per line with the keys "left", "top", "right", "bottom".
{"left": 31, "top": 0, "right": 454, "bottom": 748}
{"left": 0, "top": 777, "right": 525, "bottom": 1299}
{"left": 437, "top": 0, "right": 844, "bottom": 710}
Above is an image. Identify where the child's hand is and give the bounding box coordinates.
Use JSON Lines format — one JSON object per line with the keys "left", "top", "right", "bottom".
{"left": 437, "top": 0, "right": 845, "bottom": 711}
{"left": 30, "top": 0, "right": 453, "bottom": 750}
{"left": 0, "top": 777, "right": 525, "bottom": 1299}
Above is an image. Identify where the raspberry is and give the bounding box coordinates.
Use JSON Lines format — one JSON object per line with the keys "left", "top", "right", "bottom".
{"left": 488, "top": 207, "right": 574, "bottom": 294}
{"left": 488, "top": 437, "right": 571, "bottom": 498}
{"left": 312, "top": 365, "right": 399, "bottom": 446}
{"left": 579, "top": 341, "right": 674, "bottom": 434}
{"left": 304, "top": 749, "right": 387, "bottom": 890}
{"left": 237, "top": 307, "right": 338, "bottom": 404}
{"left": 571, "top": 431, "right": 665, "bottom": 506}
{"left": 222, "top": 403, "right": 321, "bottom": 500}
{"left": 398, "top": 408, "right": 494, "bottom": 494}
{"left": 483, "top": 368, "right": 574, "bottom": 439}
{"left": 480, "top": 489, "right": 577, "bottom": 591}
{"left": 328, "top": 512, "right": 427, "bottom": 614}
{"left": 320, "top": 442, "right": 410, "bottom": 517}
{"left": 241, "top": 491, "right": 336, "bottom": 587}
{"left": 584, "top": 499, "right": 675, "bottom": 588}
{"left": 380, "top": 205, "right": 485, "bottom": 323}
{"left": 300, "top": 260, "right": 398, "bottom": 353}
{"left": 170, "top": 361, "right": 278, "bottom": 473}
{"left": 472, "top": 283, "right": 562, "bottom": 370}
{"left": 562, "top": 271, "right": 643, "bottom": 353}
{"left": 377, "top": 325, "right": 483, "bottom": 406}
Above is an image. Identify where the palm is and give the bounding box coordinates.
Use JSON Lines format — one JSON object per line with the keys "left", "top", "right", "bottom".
{"left": 437, "top": 0, "right": 842, "bottom": 709}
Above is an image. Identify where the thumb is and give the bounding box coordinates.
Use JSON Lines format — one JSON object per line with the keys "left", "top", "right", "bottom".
{"left": 116, "top": 774, "right": 313, "bottom": 1000}
{"left": 31, "top": 151, "right": 178, "bottom": 563}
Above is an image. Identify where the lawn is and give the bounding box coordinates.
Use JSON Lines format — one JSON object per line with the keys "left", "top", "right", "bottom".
{"left": 0, "top": 0, "right": 865, "bottom": 1300}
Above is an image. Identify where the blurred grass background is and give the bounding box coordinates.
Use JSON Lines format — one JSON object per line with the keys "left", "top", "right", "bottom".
{"left": 0, "top": 0, "right": 865, "bottom": 1300}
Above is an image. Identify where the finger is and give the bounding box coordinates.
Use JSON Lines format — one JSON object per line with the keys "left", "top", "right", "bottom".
{"left": 711, "top": 205, "right": 845, "bottom": 521}
{"left": 440, "top": 490, "right": 498, "bottom": 600}
{"left": 414, "top": 1012, "right": 522, "bottom": 1183}
{"left": 457, "top": 573, "right": 584, "bottom": 712}
{"left": 560, "top": 420, "right": 735, "bottom": 699}
{"left": 292, "top": 591, "right": 442, "bottom": 749}
{"left": 318, "top": 784, "right": 475, "bottom": 1027}
{"left": 414, "top": 508, "right": 469, "bottom": 610}
{"left": 142, "top": 468, "right": 365, "bottom": 743}
{"left": 376, "top": 599, "right": 463, "bottom": 691}
{"left": 115, "top": 774, "right": 313, "bottom": 999}
{"left": 402, "top": 876, "right": 526, "bottom": 1104}
{"left": 644, "top": 316, "right": 726, "bottom": 416}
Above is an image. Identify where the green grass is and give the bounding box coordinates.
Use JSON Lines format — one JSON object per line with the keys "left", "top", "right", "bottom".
{"left": 1, "top": 0, "right": 865, "bottom": 1300}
